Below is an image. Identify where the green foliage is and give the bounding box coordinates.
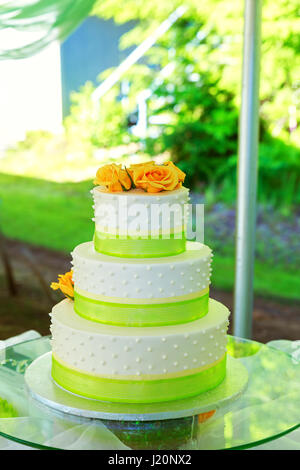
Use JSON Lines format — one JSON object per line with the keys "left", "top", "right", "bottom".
{"left": 0, "top": 398, "right": 18, "bottom": 418}
{"left": 258, "top": 137, "right": 300, "bottom": 207}
{"left": 142, "top": 18, "right": 239, "bottom": 188}
{"left": 64, "top": 61, "right": 155, "bottom": 149}
{"left": 3, "top": 0, "right": 299, "bottom": 210}
{"left": 203, "top": 136, "right": 300, "bottom": 209}
{"left": 64, "top": 82, "right": 130, "bottom": 148}
{"left": 93, "top": 0, "right": 300, "bottom": 143}
{"left": 13, "top": 130, "right": 53, "bottom": 151}
{"left": 0, "top": 127, "right": 97, "bottom": 182}
{"left": 90, "top": 0, "right": 300, "bottom": 208}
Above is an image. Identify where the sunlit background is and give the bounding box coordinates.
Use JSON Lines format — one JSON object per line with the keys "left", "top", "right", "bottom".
{"left": 0, "top": 0, "right": 299, "bottom": 342}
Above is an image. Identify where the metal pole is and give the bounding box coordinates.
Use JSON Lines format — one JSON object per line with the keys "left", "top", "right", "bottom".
{"left": 233, "top": 0, "right": 262, "bottom": 338}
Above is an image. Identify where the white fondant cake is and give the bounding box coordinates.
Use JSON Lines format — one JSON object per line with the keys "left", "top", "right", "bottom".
{"left": 72, "top": 241, "right": 212, "bottom": 302}
{"left": 92, "top": 186, "right": 189, "bottom": 236}
{"left": 50, "top": 164, "right": 230, "bottom": 403}
{"left": 51, "top": 298, "right": 229, "bottom": 377}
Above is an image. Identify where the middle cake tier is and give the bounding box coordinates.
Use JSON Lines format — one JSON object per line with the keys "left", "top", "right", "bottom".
{"left": 72, "top": 241, "right": 212, "bottom": 327}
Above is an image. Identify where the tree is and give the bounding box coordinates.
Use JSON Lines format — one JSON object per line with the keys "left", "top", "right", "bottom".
{"left": 93, "top": 0, "right": 300, "bottom": 146}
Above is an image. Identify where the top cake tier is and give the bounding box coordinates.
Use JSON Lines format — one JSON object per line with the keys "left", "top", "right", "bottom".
{"left": 92, "top": 186, "right": 190, "bottom": 258}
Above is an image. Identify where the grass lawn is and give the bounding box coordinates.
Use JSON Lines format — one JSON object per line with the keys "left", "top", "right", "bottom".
{"left": 0, "top": 172, "right": 299, "bottom": 301}
{"left": 0, "top": 173, "right": 94, "bottom": 252}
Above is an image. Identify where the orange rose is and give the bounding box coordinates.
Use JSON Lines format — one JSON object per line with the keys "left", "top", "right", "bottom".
{"left": 198, "top": 410, "right": 216, "bottom": 423}
{"left": 127, "top": 161, "right": 154, "bottom": 187}
{"left": 51, "top": 270, "right": 74, "bottom": 300}
{"left": 94, "top": 164, "right": 131, "bottom": 192}
{"left": 129, "top": 161, "right": 183, "bottom": 193}
{"left": 164, "top": 161, "right": 186, "bottom": 184}
{"left": 128, "top": 161, "right": 155, "bottom": 171}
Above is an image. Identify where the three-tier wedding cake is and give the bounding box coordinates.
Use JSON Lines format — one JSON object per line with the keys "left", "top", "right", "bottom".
{"left": 50, "top": 161, "right": 230, "bottom": 403}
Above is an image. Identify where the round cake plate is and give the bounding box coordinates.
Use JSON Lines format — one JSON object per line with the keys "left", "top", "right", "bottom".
{"left": 24, "top": 352, "right": 248, "bottom": 421}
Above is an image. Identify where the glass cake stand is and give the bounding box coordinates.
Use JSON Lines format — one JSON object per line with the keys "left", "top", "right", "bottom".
{"left": 0, "top": 335, "right": 300, "bottom": 450}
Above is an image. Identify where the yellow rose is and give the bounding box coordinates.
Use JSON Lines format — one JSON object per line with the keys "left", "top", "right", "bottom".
{"left": 94, "top": 164, "right": 131, "bottom": 192}
{"left": 128, "top": 161, "right": 155, "bottom": 171}
{"left": 51, "top": 270, "right": 74, "bottom": 300}
{"left": 129, "top": 162, "right": 181, "bottom": 193}
{"left": 164, "top": 161, "right": 186, "bottom": 183}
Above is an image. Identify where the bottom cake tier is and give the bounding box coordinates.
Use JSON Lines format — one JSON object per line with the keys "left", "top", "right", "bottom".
{"left": 50, "top": 299, "right": 230, "bottom": 403}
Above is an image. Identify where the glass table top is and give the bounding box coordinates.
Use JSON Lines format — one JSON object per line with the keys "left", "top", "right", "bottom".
{"left": 0, "top": 335, "right": 300, "bottom": 450}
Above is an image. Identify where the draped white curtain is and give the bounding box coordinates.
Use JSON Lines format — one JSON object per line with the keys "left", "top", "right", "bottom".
{"left": 0, "top": 0, "right": 96, "bottom": 59}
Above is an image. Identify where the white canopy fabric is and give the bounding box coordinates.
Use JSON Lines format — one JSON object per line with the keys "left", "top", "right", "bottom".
{"left": 0, "top": 0, "right": 96, "bottom": 59}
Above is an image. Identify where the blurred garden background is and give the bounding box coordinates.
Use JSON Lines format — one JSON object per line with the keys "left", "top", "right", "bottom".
{"left": 0, "top": 0, "right": 299, "bottom": 342}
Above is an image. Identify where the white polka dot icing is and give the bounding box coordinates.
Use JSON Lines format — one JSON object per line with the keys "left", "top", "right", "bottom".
{"left": 51, "top": 298, "right": 229, "bottom": 377}
{"left": 72, "top": 241, "right": 212, "bottom": 301}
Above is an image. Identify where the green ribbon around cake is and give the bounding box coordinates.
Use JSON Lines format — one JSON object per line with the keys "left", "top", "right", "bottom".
{"left": 74, "top": 289, "right": 209, "bottom": 327}
{"left": 52, "top": 354, "right": 226, "bottom": 403}
{"left": 94, "top": 230, "right": 186, "bottom": 258}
